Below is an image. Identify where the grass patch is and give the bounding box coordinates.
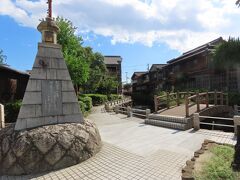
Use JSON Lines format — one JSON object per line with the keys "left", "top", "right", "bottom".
{"left": 195, "top": 145, "right": 240, "bottom": 180}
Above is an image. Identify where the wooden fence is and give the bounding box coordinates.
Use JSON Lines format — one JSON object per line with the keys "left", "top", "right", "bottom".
{"left": 114, "top": 106, "right": 151, "bottom": 119}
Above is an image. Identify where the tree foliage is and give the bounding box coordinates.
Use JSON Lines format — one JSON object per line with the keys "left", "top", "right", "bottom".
{"left": 0, "top": 49, "right": 6, "bottom": 65}
{"left": 213, "top": 37, "right": 240, "bottom": 69}
{"left": 56, "top": 17, "right": 117, "bottom": 95}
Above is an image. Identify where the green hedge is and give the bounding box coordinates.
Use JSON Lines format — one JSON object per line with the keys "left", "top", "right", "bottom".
{"left": 84, "top": 94, "right": 108, "bottom": 106}
{"left": 107, "top": 94, "right": 122, "bottom": 101}
{"left": 79, "top": 101, "right": 86, "bottom": 115}
{"left": 4, "top": 100, "right": 22, "bottom": 123}
{"left": 78, "top": 96, "right": 92, "bottom": 112}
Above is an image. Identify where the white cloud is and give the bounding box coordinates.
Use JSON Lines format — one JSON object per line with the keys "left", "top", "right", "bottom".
{"left": 0, "top": 0, "right": 240, "bottom": 52}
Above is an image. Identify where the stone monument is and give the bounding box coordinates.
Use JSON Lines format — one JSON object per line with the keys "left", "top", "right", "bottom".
{"left": 15, "top": 0, "right": 83, "bottom": 131}
{"left": 0, "top": 0, "right": 101, "bottom": 175}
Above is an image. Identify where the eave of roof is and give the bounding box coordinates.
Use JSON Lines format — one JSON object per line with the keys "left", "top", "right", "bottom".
{"left": 0, "top": 65, "right": 29, "bottom": 76}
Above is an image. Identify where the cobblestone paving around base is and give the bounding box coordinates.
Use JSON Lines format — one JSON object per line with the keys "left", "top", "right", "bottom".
{"left": 1, "top": 106, "right": 236, "bottom": 180}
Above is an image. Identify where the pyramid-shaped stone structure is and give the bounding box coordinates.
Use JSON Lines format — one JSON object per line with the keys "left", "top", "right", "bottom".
{"left": 15, "top": 18, "right": 83, "bottom": 131}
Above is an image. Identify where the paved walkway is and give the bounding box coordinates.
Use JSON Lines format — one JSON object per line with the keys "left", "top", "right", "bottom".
{"left": 1, "top": 106, "right": 236, "bottom": 180}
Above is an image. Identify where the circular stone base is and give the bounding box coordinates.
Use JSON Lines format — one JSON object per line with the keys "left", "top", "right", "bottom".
{"left": 0, "top": 120, "right": 102, "bottom": 175}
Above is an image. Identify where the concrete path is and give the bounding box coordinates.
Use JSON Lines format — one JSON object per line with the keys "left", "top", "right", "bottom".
{"left": 1, "top": 106, "right": 236, "bottom": 180}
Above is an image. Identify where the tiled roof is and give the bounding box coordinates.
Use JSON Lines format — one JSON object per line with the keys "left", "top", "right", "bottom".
{"left": 104, "top": 56, "right": 122, "bottom": 65}
{"left": 167, "top": 37, "right": 224, "bottom": 64}
{"left": 149, "top": 64, "right": 166, "bottom": 72}
{"left": 131, "top": 72, "right": 147, "bottom": 80}
{"left": 0, "top": 64, "right": 29, "bottom": 76}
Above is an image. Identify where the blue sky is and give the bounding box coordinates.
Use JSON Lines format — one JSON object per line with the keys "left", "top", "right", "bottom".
{"left": 0, "top": 0, "right": 239, "bottom": 82}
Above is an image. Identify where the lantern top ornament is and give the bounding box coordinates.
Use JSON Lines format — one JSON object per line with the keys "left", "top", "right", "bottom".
{"left": 37, "top": 0, "right": 59, "bottom": 44}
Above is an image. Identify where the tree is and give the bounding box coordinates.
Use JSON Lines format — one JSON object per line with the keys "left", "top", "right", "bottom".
{"left": 0, "top": 49, "right": 6, "bottom": 65}
{"left": 213, "top": 37, "right": 240, "bottom": 91}
{"left": 97, "top": 75, "right": 119, "bottom": 95}
{"left": 56, "top": 17, "right": 107, "bottom": 94}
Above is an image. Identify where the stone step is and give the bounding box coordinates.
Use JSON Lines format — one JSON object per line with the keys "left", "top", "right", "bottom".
{"left": 145, "top": 119, "right": 188, "bottom": 130}
{"left": 148, "top": 114, "right": 189, "bottom": 124}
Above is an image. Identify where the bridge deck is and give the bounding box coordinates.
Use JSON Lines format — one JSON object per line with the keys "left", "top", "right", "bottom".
{"left": 158, "top": 104, "right": 213, "bottom": 117}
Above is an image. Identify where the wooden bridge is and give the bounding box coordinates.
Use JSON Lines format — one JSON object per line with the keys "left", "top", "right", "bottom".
{"left": 154, "top": 91, "right": 229, "bottom": 117}
{"left": 146, "top": 91, "right": 233, "bottom": 131}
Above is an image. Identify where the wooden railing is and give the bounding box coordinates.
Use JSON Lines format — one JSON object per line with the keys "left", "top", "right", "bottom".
{"left": 114, "top": 106, "right": 151, "bottom": 119}
{"left": 234, "top": 105, "right": 240, "bottom": 115}
{"left": 105, "top": 97, "right": 132, "bottom": 112}
{"left": 193, "top": 113, "right": 240, "bottom": 134}
{"left": 154, "top": 92, "right": 195, "bottom": 112}
{"left": 185, "top": 91, "right": 228, "bottom": 117}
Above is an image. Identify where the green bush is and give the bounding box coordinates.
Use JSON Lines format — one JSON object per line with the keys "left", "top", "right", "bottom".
{"left": 85, "top": 94, "right": 108, "bottom": 106}
{"left": 4, "top": 100, "right": 22, "bottom": 123}
{"left": 107, "top": 94, "right": 122, "bottom": 101}
{"left": 79, "top": 101, "right": 86, "bottom": 114}
{"left": 78, "top": 96, "right": 92, "bottom": 112}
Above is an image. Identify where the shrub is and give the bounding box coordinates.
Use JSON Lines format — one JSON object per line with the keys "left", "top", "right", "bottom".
{"left": 78, "top": 96, "right": 92, "bottom": 112}
{"left": 107, "top": 94, "right": 122, "bottom": 101}
{"left": 85, "top": 94, "right": 108, "bottom": 106}
{"left": 4, "top": 100, "right": 22, "bottom": 123}
{"left": 79, "top": 101, "right": 86, "bottom": 115}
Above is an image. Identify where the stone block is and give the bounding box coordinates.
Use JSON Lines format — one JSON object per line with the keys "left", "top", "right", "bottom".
{"left": 62, "top": 81, "right": 75, "bottom": 91}
{"left": 37, "top": 44, "right": 63, "bottom": 58}
{"left": 57, "top": 70, "right": 71, "bottom": 80}
{"left": 26, "top": 117, "right": 45, "bottom": 129}
{"left": 18, "top": 105, "right": 36, "bottom": 119}
{"left": 30, "top": 68, "right": 47, "bottom": 80}
{"left": 63, "top": 103, "right": 81, "bottom": 115}
{"left": 51, "top": 58, "right": 67, "bottom": 69}
{"left": 26, "top": 80, "right": 41, "bottom": 92}
{"left": 47, "top": 69, "right": 57, "bottom": 79}
{"left": 58, "top": 114, "right": 83, "bottom": 124}
{"left": 44, "top": 116, "right": 58, "bottom": 125}
{"left": 15, "top": 119, "right": 27, "bottom": 131}
{"left": 33, "top": 57, "right": 50, "bottom": 68}
{"left": 23, "top": 92, "right": 41, "bottom": 105}
{"left": 62, "top": 92, "right": 78, "bottom": 103}
{"left": 35, "top": 105, "right": 42, "bottom": 117}
{"left": 42, "top": 81, "right": 62, "bottom": 116}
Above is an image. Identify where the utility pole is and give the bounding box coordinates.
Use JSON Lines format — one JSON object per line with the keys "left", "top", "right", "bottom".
{"left": 125, "top": 72, "right": 128, "bottom": 83}
{"left": 147, "top": 64, "right": 150, "bottom": 71}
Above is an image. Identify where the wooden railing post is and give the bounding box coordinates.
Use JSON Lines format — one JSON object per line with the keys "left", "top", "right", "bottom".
{"left": 176, "top": 91, "right": 180, "bottom": 106}
{"left": 146, "top": 109, "right": 151, "bottom": 119}
{"left": 0, "top": 104, "right": 5, "bottom": 128}
{"left": 154, "top": 95, "right": 158, "bottom": 112}
{"left": 196, "top": 92, "right": 200, "bottom": 112}
{"left": 220, "top": 92, "right": 224, "bottom": 105}
{"left": 127, "top": 106, "right": 132, "bottom": 117}
{"left": 167, "top": 92, "right": 170, "bottom": 109}
{"left": 206, "top": 91, "right": 209, "bottom": 108}
{"left": 226, "top": 93, "right": 229, "bottom": 106}
{"left": 234, "top": 116, "right": 240, "bottom": 135}
{"left": 193, "top": 113, "right": 200, "bottom": 130}
{"left": 214, "top": 90, "right": 217, "bottom": 105}
{"left": 185, "top": 95, "right": 189, "bottom": 117}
